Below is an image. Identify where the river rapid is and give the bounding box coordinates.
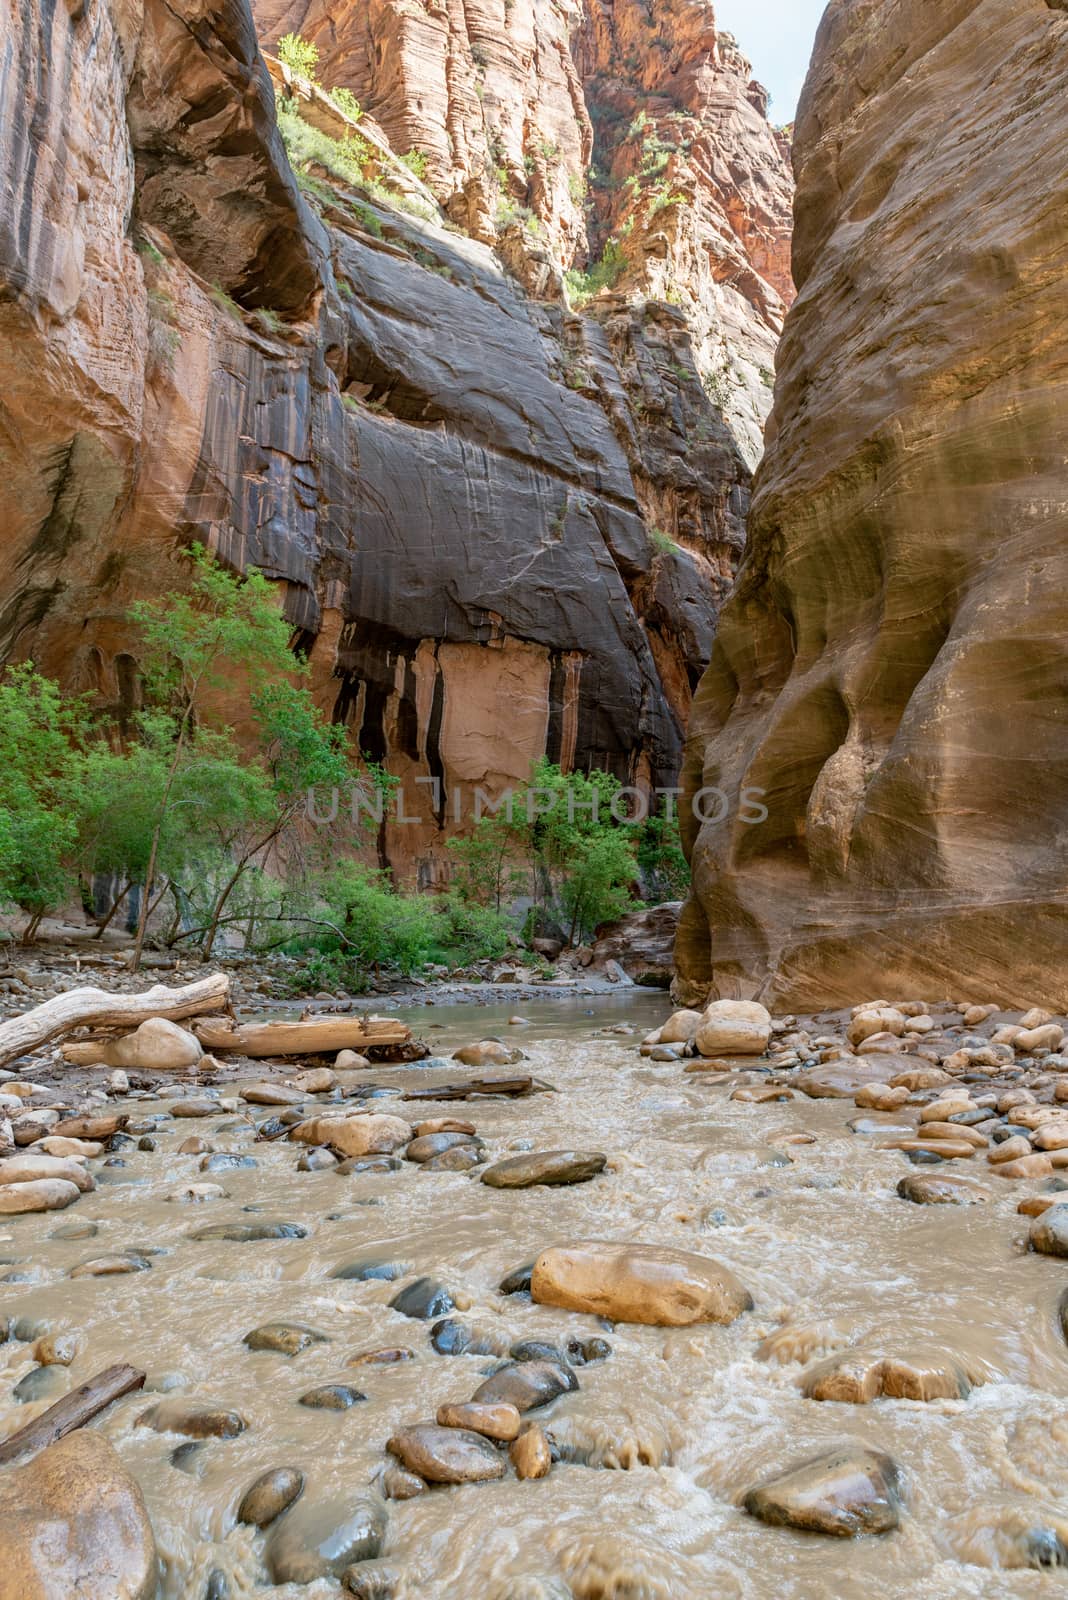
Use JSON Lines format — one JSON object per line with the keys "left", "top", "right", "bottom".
{"left": 2, "top": 993, "right": 1068, "bottom": 1599}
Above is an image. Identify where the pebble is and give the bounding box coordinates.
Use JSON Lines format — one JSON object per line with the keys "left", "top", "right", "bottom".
{"left": 406, "top": 1132, "right": 480, "bottom": 1163}
{"left": 333, "top": 1258, "right": 406, "bottom": 1282}
{"left": 244, "top": 1322, "right": 328, "bottom": 1356}
{"left": 349, "top": 1347, "right": 416, "bottom": 1367}
{"left": 422, "top": 1145, "right": 485, "bottom": 1171}
{"left": 299, "top": 1383, "right": 367, "bottom": 1410}
{"left": 510, "top": 1424, "right": 551, "bottom": 1479}
{"left": 69, "top": 1252, "right": 152, "bottom": 1277}
{"left": 896, "top": 1173, "right": 988, "bottom": 1205}
{"left": 297, "top": 1148, "right": 338, "bottom": 1171}
{"left": 200, "top": 1153, "right": 257, "bottom": 1172}
{"left": 382, "top": 1467, "right": 425, "bottom": 1500}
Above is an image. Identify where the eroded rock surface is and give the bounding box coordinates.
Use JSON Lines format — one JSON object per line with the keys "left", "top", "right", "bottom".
{"left": 677, "top": 0, "right": 1068, "bottom": 1010}
{"left": 1, "top": 0, "right": 792, "bottom": 889}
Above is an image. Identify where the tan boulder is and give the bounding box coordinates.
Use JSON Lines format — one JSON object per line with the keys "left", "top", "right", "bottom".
{"left": 854, "top": 1083, "right": 910, "bottom": 1111}
{"left": 0, "top": 1431, "right": 156, "bottom": 1599}
{"left": 693, "top": 1000, "right": 771, "bottom": 1057}
{"left": 1032, "top": 1122, "right": 1068, "bottom": 1152}
{"left": 1016, "top": 1024, "right": 1064, "bottom": 1053}
{"left": 452, "top": 1041, "right": 524, "bottom": 1067}
{"left": 290, "top": 1068, "right": 337, "bottom": 1093}
{"left": 992, "top": 1154, "right": 1053, "bottom": 1179}
{"left": 795, "top": 1058, "right": 898, "bottom": 1099}
{"left": 531, "top": 1240, "right": 752, "bottom": 1326}
{"left": 0, "top": 1178, "right": 81, "bottom": 1214}
{"left": 35, "top": 1136, "right": 104, "bottom": 1158}
{"left": 847, "top": 1008, "right": 906, "bottom": 1046}
{"left": 64, "top": 1017, "right": 202, "bottom": 1073}
{"left": 290, "top": 1113, "right": 411, "bottom": 1158}
{"left": 658, "top": 1009, "right": 703, "bottom": 1045}
{"left": 334, "top": 1050, "right": 371, "bottom": 1071}
{"left": 0, "top": 1153, "right": 94, "bottom": 1191}
{"left": 1018, "top": 1007, "right": 1054, "bottom": 1029}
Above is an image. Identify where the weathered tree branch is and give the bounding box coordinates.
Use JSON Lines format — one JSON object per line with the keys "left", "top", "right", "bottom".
{"left": 0, "top": 972, "right": 231, "bottom": 1068}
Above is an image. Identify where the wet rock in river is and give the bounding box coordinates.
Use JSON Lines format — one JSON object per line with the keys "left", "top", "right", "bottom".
{"left": 299, "top": 1383, "right": 367, "bottom": 1410}
{"left": 333, "top": 1258, "right": 407, "bottom": 1283}
{"left": 179, "top": 1137, "right": 210, "bottom": 1155}
{"left": 139, "top": 1398, "right": 247, "bottom": 1438}
{"left": 453, "top": 1041, "right": 525, "bottom": 1067}
{"left": 0, "top": 1431, "right": 156, "bottom": 1600}
{"left": 297, "top": 1148, "right": 338, "bottom": 1171}
{"left": 170, "top": 1099, "right": 220, "bottom": 1118}
{"left": 244, "top": 1322, "right": 328, "bottom": 1356}
{"left": 342, "top": 1562, "right": 398, "bottom": 1598}
{"left": 0, "top": 1152, "right": 94, "bottom": 1191}
{"left": 33, "top": 1332, "right": 79, "bottom": 1366}
{"left": 802, "top": 1346, "right": 975, "bottom": 1403}
{"left": 897, "top": 1173, "right": 989, "bottom": 1204}
{"left": 510, "top": 1423, "right": 552, "bottom": 1479}
{"left": 349, "top": 1347, "right": 416, "bottom": 1367}
{"left": 742, "top": 1446, "right": 902, "bottom": 1537}
{"left": 471, "top": 1359, "right": 577, "bottom": 1413}
{"left": 241, "top": 1083, "right": 304, "bottom": 1106}
{"left": 382, "top": 1466, "right": 426, "bottom": 1500}
{"left": 169, "top": 1181, "right": 227, "bottom": 1204}
{"left": 199, "top": 1153, "right": 257, "bottom": 1173}
{"left": 693, "top": 1000, "right": 771, "bottom": 1057}
{"left": 13, "top": 1364, "right": 66, "bottom": 1403}
{"left": 336, "top": 1156, "right": 403, "bottom": 1175}
{"left": 189, "top": 1220, "right": 307, "bottom": 1241}
{"left": 481, "top": 1151, "right": 607, "bottom": 1188}
{"left": 499, "top": 1261, "right": 535, "bottom": 1295}
{"left": 437, "top": 1400, "right": 522, "bottom": 1440}
{"left": 422, "top": 1144, "right": 485, "bottom": 1172}
{"left": 531, "top": 1242, "right": 752, "bottom": 1327}
{"left": 406, "top": 1131, "right": 480, "bottom": 1163}
{"left": 292, "top": 1068, "right": 338, "bottom": 1094}
{"left": 266, "top": 1493, "right": 388, "bottom": 1583}
{"left": 292, "top": 1114, "right": 412, "bottom": 1159}
{"left": 389, "top": 1277, "right": 455, "bottom": 1320}
{"left": 238, "top": 1465, "right": 303, "bottom": 1529}
{"left": 69, "top": 1252, "right": 152, "bottom": 1277}
{"left": 335, "top": 1050, "right": 372, "bottom": 1071}
{"left": 415, "top": 1118, "right": 476, "bottom": 1137}
{"left": 1030, "top": 1207, "right": 1068, "bottom": 1257}
{"left": 0, "top": 1177, "right": 80, "bottom": 1214}
{"left": 387, "top": 1423, "right": 506, "bottom": 1484}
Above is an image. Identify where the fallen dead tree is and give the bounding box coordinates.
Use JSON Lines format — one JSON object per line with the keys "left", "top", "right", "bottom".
{"left": 0, "top": 1364, "right": 145, "bottom": 1464}
{"left": 193, "top": 1014, "right": 409, "bottom": 1057}
{"left": 0, "top": 973, "right": 231, "bottom": 1070}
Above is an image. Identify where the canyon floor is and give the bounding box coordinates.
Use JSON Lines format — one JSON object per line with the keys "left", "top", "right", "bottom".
{"left": 1, "top": 982, "right": 1068, "bottom": 1597}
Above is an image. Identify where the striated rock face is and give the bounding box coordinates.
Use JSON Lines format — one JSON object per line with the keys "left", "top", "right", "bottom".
{"left": 677, "top": 0, "right": 1068, "bottom": 1010}
{"left": 0, "top": 0, "right": 790, "bottom": 885}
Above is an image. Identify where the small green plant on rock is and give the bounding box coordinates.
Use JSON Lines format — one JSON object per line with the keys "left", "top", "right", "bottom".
{"left": 277, "top": 32, "right": 319, "bottom": 80}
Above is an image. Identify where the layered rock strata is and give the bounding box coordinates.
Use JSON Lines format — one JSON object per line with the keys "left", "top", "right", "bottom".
{"left": 677, "top": 0, "right": 1068, "bottom": 1009}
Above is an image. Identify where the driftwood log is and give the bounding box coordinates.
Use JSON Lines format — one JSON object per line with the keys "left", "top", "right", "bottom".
{"left": 0, "top": 973, "right": 231, "bottom": 1069}
{"left": 193, "top": 1015, "right": 409, "bottom": 1056}
{"left": 0, "top": 1364, "right": 145, "bottom": 1464}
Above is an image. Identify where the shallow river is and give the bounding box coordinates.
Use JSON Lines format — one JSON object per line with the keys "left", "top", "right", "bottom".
{"left": 3, "top": 993, "right": 1068, "bottom": 1598}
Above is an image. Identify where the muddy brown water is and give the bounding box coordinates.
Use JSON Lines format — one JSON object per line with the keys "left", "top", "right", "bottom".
{"left": 2, "top": 994, "right": 1068, "bottom": 1598}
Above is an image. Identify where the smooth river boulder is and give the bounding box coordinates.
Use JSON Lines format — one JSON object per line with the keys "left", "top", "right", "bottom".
{"left": 266, "top": 1492, "right": 387, "bottom": 1583}
{"left": 290, "top": 1113, "right": 412, "bottom": 1158}
{"left": 0, "top": 1431, "right": 157, "bottom": 1599}
{"left": 387, "top": 1424, "right": 506, "bottom": 1484}
{"left": 480, "top": 1151, "right": 606, "bottom": 1188}
{"left": 693, "top": 1000, "right": 771, "bottom": 1057}
{"left": 531, "top": 1241, "right": 752, "bottom": 1326}
{"left": 742, "top": 1446, "right": 902, "bottom": 1537}
{"left": 0, "top": 1177, "right": 80, "bottom": 1214}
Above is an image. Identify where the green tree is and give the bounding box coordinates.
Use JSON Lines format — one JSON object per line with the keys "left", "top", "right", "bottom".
{"left": 636, "top": 800, "right": 690, "bottom": 901}
{"left": 0, "top": 666, "right": 90, "bottom": 941}
{"left": 126, "top": 545, "right": 301, "bottom": 968}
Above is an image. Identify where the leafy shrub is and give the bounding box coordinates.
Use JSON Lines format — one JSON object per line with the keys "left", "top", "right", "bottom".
{"left": 277, "top": 32, "right": 319, "bottom": 79}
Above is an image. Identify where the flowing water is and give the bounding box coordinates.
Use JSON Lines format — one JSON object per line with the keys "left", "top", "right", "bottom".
{"left": 3, "top": 993, "right": 1068, "bottom": 1598}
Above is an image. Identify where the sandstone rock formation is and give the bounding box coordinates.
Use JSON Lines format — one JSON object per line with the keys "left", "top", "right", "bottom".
{"left": 1, "top": 0, "right": 791, "bottom": 887}
{"left": 678, "top": 0, "right": 1068, "bottom": 1010}
{"left": 0, "top": 1432, "right": 157, "bottom": 1600}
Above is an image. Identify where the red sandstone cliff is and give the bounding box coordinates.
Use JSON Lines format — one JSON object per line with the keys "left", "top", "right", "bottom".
{"left": 0, "top": 0, "right": 790, "bottom": 885}
{"left": 677, "top": 0, "right": 1068, "bottom": 1009}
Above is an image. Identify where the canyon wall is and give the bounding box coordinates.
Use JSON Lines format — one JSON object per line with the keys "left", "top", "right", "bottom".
{"left": 0, "top": 0, "right": 790, "bottom": 885}
{"left": 677, "top": 0, "right": 1068, "bottom": 1009}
